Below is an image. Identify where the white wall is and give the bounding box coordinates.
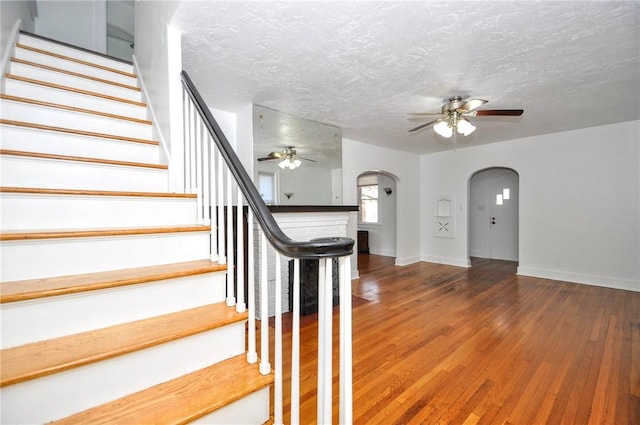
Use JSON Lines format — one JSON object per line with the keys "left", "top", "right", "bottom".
{"left": 35, "top": 0, "right": 107, "bottom": 53}
{"left": 357, "top": 172, "right": 397, "bottom": 257}
{"left": 1, "top": 1, "right": 36, "bottom": 79}
{"left": 343, "top": 138, "right": 421, "bottom": 266}
{"left": 133, "top": 1, "right": 181, "bottom": 189}
{"left": 420, "top": 120, "right": 640, "bottom": 292}
{"left": 1, "top": 1, "right": 35, "bottom": 51}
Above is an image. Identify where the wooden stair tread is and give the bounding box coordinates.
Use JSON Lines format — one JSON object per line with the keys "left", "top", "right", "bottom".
{"left": 5, "top": 74, "right": 146, "bottom": 107}
{"left": 11, "top": 57, "right": 141, "bottom": 91}
{"left": 15, "top": 43, "right": 137, "bottom": 79}
{"left": 0, "top": 260, "right": 226, "bottom": 304}
{"left": 51, "top": 355, "right": 273, "bottom": 425}
{"left": 0, "top": 94, "right": 152, "bottom": 125}
{"left": 0, "top": 186, "right": 196, "bottom": 198}
{"left": 0, "top": 224, "right": 211, "bottom": 241}
{"left": 0, "top": 303, "right": 247, "bottom": 387}
{"left": 0, "top": 119, "right": 157, "bottom": 145}
{"left": 0, "top": 149, "right": 168, "bottom": 170}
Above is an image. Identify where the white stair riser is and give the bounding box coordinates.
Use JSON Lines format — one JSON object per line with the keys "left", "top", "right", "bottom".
{"left": 0, "top": 232, "right": 210, "bottom": 281}
{"left": 14, "top": 46, "right": 137, "bottom": 87}
{"left": 0, "top": 126, "right": 159, "bottom": 164}
{"left": 192, "top": 387, "right": 270, "bottom": 425}
{"left": 0, "top": 322, "right": 245, "bottom": 424}
{"left": 10, "top": 61, "right": 142, "bottom": 102}
{"left": 1, "top": 100, "right": 152, "bottom": 139}
{"left": 19, "top": 34, "right": 135, "bottom": 74}
{"left": 1, "top": 272, "right": 227, "bottom": 348}
{"left": 5, "top": 78, "right": 147, "bottom": 119}
{"left": 0, "top": 156, "right": 168, "bottom": 192}
{"left": 0, "top": 193, "right": 198, "bottom": 230}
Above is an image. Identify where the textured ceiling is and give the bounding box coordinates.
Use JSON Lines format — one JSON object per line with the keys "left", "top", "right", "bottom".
{"left": 174, "top": 1, "right": 640, "bottom": 154}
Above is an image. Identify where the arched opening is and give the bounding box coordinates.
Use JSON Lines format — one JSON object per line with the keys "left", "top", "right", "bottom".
{"left": 469, "top": 167, "right": 519, "bottom": 263}
{"left": 356, "top": 171, "right": 398, "bottom": 261}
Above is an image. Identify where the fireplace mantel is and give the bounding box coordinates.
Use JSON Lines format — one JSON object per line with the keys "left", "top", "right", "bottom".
{"left": 268, "top": 205, "right": 358, "bottom": 213}
{"left": 254, "top": 206, "right": 359, "bottom": 317}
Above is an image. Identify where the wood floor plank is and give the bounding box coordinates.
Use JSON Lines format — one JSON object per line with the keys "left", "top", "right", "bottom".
{"left": 265, "top": 255, "right": 640, "bottom": 424}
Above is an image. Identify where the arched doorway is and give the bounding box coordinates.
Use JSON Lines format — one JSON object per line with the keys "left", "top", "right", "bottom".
{"left": 469, "top": 167, "right": 519, "bottom": 262}
{"left": 356, "top": 171, "right": 398, "bottom": 258}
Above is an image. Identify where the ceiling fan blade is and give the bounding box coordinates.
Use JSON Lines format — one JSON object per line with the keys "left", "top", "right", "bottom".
{"left": 460, "top": 98, "right": 489, "bottom": 112}
{"left": 257, "top": 152, "right": 283, "bottom": 161}
{"left": 408, "top": 119, "right": 438, "bottom": 133}
{"left": 300, "top": 157, "right": 317, "bottom": 162}
{"left": 408, "top": 112, "right": 443, "bottom": 116}
{"left": 475, "top": 109, "right": 524, "bottom": 116}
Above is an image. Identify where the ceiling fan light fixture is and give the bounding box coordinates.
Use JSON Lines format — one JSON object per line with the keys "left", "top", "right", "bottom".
{"left": 457, "top": 118, "right": 476, "bottom": 136}
{"left": 434, "top": 119, "right": 453, "bottom": 138}
{"left": 278, "top": 157, "right": 291, "bottom": 169}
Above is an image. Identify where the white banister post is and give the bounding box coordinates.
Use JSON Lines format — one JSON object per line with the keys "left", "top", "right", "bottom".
{"left": 246, "top": 210, "right": 257, "bottom": 364}
{"left": 339, "top": 255, "right": 353, "bottom": 424}
{"left": 201, "top": 123, "right": 210, "bottom": 226}
{"left": 290, "top": 258, "right": 300, "bottom": 425}
{"left": 259, "top": 232, "right": 271, "bottom": 375}
{"left": 188, "top": 100, "right": 196, "bottom": 193}
{"left": 274, "top": 252, "right": 284, "bottom": 425}
{"left": 317, "top": 258, "right": 333, "bottom": 425}
{"left": 226, "top": 169, "right": 235, "bottom": 306}
{"left": 236, "top": 188, "right": 245, "bottom": 313}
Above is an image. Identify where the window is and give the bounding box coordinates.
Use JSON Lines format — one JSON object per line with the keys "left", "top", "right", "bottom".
{"left": 358, "top": 174, "right": 379, "bottom": 223}
{"left": 258, "top": 172, "right": 275, "bottom": 204}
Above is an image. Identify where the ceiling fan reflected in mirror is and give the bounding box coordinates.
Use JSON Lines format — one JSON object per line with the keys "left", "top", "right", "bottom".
{"left": 408, "top": 96, "right": 524, "bottom": 137}
{"left": 257, "top": 146, "right": 316, "bottom": 170}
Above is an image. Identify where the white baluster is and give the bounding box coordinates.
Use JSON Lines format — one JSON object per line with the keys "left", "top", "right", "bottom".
{"left": 217, "top": 154, "right": 226, "bottom": 264}
{"left": 274, "top": 252, "right": 283, "bottom": 425}
{"left": 291, "top": 258, "right": 301, "bottom": 425}
{"left": 236, "top": 188, "right": 245, "bottom": 313}
{"left": 195, "top": 116, "right": 203, "bottom": 224}
{"left": 202, "top": 127, "right": 210, "bottom": 226}
{"left": 317, "top": 258, "right": 333, "bottom": 425}
{"left": 339, "top": 255, "right": 353, "bottom": 425}
{"left": 188, "top": 100, "right": 196, "bottom": 194}
{"left": 246, "top": 210, "right": 257, "bottom": 364}
{"left": 209, "top": 146, "right": 218, "bottom": 262}
{"left": 181, "top": 89, "right": 188, "bottom": 193}
{"left": 226, "top": 169, "right": 235, "bottom": 307}
{"left": 259, "top": 233, "right": 271, "bottom": 375}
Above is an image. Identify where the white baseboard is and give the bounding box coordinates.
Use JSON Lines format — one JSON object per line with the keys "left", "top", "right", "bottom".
{"left": 395, "top": 255, "right": 420, "bottom": 266}
{"left": 422, "top": 255, "right": 471, "bottom": 268}
{"left": 517, "top": 266, "right": 640, "bottom": 292}
{"left": 369, "top": 248, "right": 396, "bottom": 257}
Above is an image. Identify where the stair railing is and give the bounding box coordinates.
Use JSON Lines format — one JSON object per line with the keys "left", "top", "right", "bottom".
{"left": 181, "top": 71, "right": 354, "bottom": 425}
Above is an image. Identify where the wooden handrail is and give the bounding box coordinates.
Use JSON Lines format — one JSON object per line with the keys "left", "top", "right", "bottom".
{"left": 180, "top": 71, "right": 354, "bottom": 259}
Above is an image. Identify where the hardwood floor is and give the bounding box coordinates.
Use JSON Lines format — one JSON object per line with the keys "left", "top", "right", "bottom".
{"left": 267, "top": 255, "right": 640, "bottom": 424}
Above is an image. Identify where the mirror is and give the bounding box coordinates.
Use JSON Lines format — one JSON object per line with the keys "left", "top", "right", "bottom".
{"left": 253, "top": 105, "right": 342, "bottom": 205}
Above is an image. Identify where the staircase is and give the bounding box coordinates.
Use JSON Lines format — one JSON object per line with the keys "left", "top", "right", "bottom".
{"left": 0, "top": 32, "right": 272, "bottom": 424}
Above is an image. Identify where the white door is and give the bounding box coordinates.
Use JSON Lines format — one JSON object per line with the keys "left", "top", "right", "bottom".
{"left": 470, "top": 168, "right": 519, "bottom": 261}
